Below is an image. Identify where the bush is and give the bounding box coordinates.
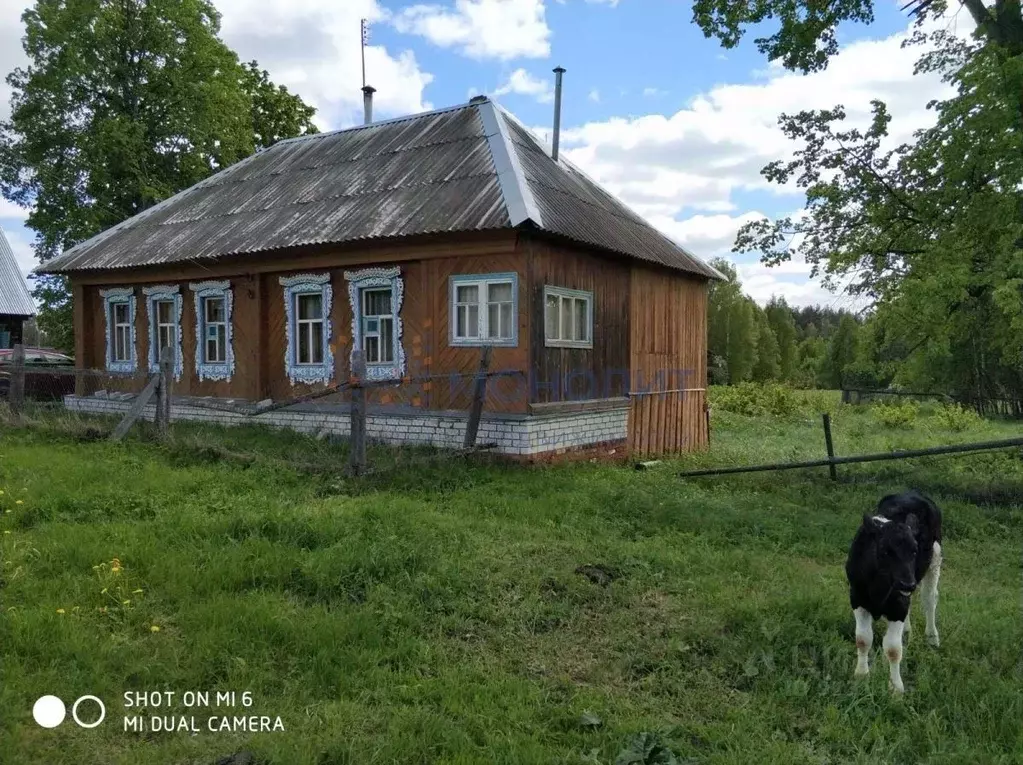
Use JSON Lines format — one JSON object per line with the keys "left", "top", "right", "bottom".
{"left": 709, "top": 382, "right": 799, "bottom": 417}
{"left": 871, "top": 399, "right": 919, "bottom": 429}
{"left": 933, "top": 402, "right": 982, "bottom": 432}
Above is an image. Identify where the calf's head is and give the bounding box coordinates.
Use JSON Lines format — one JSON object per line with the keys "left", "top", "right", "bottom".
{"left": 861, "top": 514, "right": 919, "bottom": 593}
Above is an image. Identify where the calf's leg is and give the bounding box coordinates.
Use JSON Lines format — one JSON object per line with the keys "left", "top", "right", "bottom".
{"left": 853, "top": 607, "right": 873, "bottom": 677}
{"left": 922, "top": 541, "right": 942, "bottom": 646}
{"left": 883, "top": 620, "right": 906, "bottom": 693}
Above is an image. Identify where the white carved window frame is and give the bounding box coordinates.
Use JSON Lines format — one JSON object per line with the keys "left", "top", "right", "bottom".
{"left": 280, "top": 273, "right": 334, "bottom": 386}
{"left": 143, "top": 285, "right": 183, "bottom": 380}
{"left": 188, "top": 280, "right": 235, "bottom": 382}
{"left": 100, "top": 287, "right": 137, "bottom": 374}
{"left": 344, "top": 267, "right": 405, "bottom": 381}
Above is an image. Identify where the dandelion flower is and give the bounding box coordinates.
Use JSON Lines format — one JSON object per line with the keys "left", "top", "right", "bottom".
{"left": 56, "top": 608, "right": 65, "bottom": 614}
{"left": 150, "top": 625, "right": 160, "bottom": 633}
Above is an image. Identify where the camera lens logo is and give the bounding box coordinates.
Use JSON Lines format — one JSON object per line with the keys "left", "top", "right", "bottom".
{"left": 33, "top": 695, "right": 106, "bottom": 729}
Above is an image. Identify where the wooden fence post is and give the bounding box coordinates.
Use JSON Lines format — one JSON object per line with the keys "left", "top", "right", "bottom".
{"left": 349, "top": 350, "right": 367, "bottom": 476}
{"left": 463, "top": 346, "right": 493, "bottom": 449}
{"left": 110, "top": 373, "right": 161, "bottom": 441}
{"left": 8, "top": 343, "right": 25, "bottom": 415}
{"left": 822, "top": 412, "right": 838, "bottom": 481}
{"left": 156, "top": 347, "right": 173, "bottom": 438}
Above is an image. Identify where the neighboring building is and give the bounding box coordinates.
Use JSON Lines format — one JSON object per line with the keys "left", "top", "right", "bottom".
{"left": 0, "top": 226, "right": 36, "bottom": 349}
{"left": 38, "top": 96, "right": 722, "bottom": 459}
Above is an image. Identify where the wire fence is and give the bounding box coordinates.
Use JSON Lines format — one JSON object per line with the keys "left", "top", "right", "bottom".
{"left": 1, "top": 344, "right": 517, "bottom": 476}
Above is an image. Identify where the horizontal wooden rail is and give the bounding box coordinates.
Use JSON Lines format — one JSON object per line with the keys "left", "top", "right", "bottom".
{"left": 678, "top": 436, "right": 1023, "bottom": 478}
{"left": 630, "top": 388, "right": 706, "bottom": 398}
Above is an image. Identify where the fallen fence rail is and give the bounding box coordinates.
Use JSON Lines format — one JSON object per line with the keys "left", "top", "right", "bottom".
{"left": 678, "top": 435, "right": 1023, "bottom": 479}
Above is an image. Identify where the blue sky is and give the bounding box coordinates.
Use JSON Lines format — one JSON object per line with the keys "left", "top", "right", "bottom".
{"left": 0, "top": 0, "right": 969, "bottom": 308}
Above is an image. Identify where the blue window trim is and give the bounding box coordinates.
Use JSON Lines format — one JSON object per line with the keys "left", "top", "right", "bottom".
{"left": 344, "top": 266, "right": 405, "bottom": 381}
{"left": 100, "top": 287, "right": 137, "bottom": 374}
{"left": 188, "top": 280, "right": 235, "bottom": 382}
{"left": 280, "top": 273, "right": 334, "bottom": 386}
{"left": 449, "top": 272, "right": 519, "bottom": 348}
{"left": 544, "top": 285, "right": 594, "bottom": 349}
{"left": 143, "top": 284, "right": 183, "bottom": 380}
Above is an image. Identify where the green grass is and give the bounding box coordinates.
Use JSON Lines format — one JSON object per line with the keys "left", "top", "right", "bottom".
{"left": 1, "top": 399, "right": 1021, "bottom": 764}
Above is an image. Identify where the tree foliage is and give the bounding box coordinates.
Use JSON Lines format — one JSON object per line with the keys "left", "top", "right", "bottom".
{"left": 0, "top": 0, "right": 318, "bottom": 351}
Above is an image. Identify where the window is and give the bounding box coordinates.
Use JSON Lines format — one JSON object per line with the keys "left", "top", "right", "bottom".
{"left": 280, "top": 273, "right": 333, "bottom": 385}
{"left": 144, "top": 285, "right": 182, "bottom": 379}
{"left": 111, "top": 302, "right": 132, "bottom": 361}
{"left": 189, "top": 280, "right": 234, "bottom": 381}
{"left": 450, "top": 273, "right": 518, "bottom": 346}
{"left": 203, "top": 296, "right": 228, "bottom": 363}
{"left": 544, "top": 286, "right": 593, "bottom": 348}
{"left": 344, "top": 267, "right": 405, "bottom": 381}
{"left": 100, "top": 287, "right": 137, "bottom": 373}
{"left": 296, "top": 292, "right": 324, "bottom": 365}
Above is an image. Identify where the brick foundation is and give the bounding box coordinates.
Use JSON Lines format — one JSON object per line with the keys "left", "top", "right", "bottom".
{"left": 64, "top": 394, "right": 630, "bottom": 459}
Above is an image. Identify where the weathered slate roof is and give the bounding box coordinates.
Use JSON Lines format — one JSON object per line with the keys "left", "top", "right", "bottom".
{"left": 38, "top": 98, "right": 721, "bottom": 280}
{"left": 0, "top": 226, "right": 35, "bottom": 317}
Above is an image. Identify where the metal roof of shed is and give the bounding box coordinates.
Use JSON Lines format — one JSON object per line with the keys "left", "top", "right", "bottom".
{"left": 0, "top": 226, "right": 36, "bottom": 317}
{"left": 38, "top": 98, "right": 722, "bottom": 280}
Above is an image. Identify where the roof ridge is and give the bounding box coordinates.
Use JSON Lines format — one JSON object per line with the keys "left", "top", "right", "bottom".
{"left": 476, "top": 100, "right": 541, "bottom": 228}
{"left": 273, "top": 101, "right": 477, "bottom": 149}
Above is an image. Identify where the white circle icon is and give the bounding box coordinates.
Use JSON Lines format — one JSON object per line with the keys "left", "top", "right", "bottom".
{"left": 32, "top": 695, "right": 66, "bottom": 728}
{"left": 72, "top": 695, "right": 106, "bottom": 729}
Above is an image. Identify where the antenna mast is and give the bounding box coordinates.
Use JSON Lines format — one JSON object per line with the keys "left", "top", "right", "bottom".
{"left": 361, "top": 19, "right": 369, "bottom": 88}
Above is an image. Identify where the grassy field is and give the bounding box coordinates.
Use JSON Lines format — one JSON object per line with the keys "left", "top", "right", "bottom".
{"left": 1, "top": 395, "right": 1021, "bottom": 764}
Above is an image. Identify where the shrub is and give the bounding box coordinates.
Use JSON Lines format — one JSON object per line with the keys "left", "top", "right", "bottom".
{"left": 933, "top": 402, "right": 982, "bottom": 432}
{"left": 709, "top": 382, "right": 799, "bottom": 417}
{"left": 871, "top": 399, "right": 919, "bottom": 429}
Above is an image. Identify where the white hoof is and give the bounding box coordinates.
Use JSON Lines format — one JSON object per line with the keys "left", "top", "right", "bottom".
{"left": 926, "top": 632, "right": 940, "bottom": 647}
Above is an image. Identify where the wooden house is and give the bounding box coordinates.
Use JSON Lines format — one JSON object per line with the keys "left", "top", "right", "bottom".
{"left": 0, "top": 226, "right": 35, "bottom": 349}
{"left": 38, "top": 95, "right": 722, "bottom": 459}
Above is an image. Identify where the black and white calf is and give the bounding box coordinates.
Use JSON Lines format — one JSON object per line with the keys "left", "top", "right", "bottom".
{"left": 845, "top": 491, "right": 943, "bottom": 693}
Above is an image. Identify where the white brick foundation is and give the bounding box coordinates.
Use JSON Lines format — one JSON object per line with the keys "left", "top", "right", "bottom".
{"left": 64, "top": 394, "right": 628, "bottom": 457}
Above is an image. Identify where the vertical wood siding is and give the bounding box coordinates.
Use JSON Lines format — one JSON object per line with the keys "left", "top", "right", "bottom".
{"left": 524, "top": 236, "right": 631, "bottom": 404}
{"left": 629, "top": 266, "right": 709, "bottom": 456}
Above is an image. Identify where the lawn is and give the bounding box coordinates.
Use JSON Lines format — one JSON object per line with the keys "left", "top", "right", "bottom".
{"left": 1, "top": 397, "right": 1021, "bottom": 764}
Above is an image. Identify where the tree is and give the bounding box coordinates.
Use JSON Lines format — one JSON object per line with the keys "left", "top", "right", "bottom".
{"left": 0, "top": 0, "right": 318, "bottom": 350}
{"left": 707, "top": 257, "right": 742, "bottom": 381}
{"left": 691, "top": 0, "right": 1023, "bottom": 74}
{"left": 751, "top": 306, "right": 780, "bottom": 381}
{"left": 733, "top": 25, "right": 1023, "bottom": 404}
{"left": 727, "top": 298, "right": 758, "bottom": 383}
{"left": 822, "top": 315, "right": 860, "bottom": 389}
{"left": 765, "top": 296, "right": 798, "bottom": 380}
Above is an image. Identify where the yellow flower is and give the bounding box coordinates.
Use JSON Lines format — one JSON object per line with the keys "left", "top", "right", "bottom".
{"left": 15, "top": 500, "right": 23, "bottom": 505}
{"left": 150, "top": 625, "right": 160, "bottom": 633}
{"left": 56, "top": 608, "right": 65, "bottom": 614}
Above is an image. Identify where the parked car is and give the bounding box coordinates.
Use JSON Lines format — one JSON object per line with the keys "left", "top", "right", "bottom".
{"left": 0, "top": 348, "right": 76, "bottom": 401}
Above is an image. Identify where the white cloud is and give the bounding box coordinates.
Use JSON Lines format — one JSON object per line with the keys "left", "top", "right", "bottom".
{"left": 216, "top": 0, "right": 432, "bottom": 129}
{"left": 0, "top": 198, "right": 28, "bottom": 222}
{"left": 588, "top": 88, "right": 600, "bottom": 103}
{"left": 394, "top": 0, "right": 550, "bottom": 61}
{"left": 554, "top": 13, "right": 973, "bottom": 306}
{"left": 494, "top": 68, "right": 553, "bottom": 102}
{"left": 642, "top": 87, "right": 665, "bottom": 97}
{"left": 0, "top": 1, "right": 433, "bottom": 131}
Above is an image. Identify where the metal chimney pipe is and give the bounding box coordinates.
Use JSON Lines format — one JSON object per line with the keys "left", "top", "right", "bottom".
{"left": 362, "top": 85, "right": 376, "bottom": 125}
{"left": 551, "top": 66, "right": 565, "bottom": 161}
